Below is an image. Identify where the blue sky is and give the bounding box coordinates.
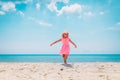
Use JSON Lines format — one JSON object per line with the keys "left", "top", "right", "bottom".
{"left": 0, "top": 0, "right": 120, "bottom": 53}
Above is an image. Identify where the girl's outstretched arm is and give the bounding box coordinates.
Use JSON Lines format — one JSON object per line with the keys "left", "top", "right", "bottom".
{"left": 69, "top": 39, "right": 77, "bottom": 48}
{"left": 50, "top": 39, "right": 61, "bottom": 46}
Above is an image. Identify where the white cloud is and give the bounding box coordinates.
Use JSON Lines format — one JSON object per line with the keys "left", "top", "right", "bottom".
{"left": 36, "top": 3, "right": 40, "bottom": 10}
{"left": 47, "top": 1, "right": 59, "bottom": 12}
{"left": 106, "top": 22, "right": 120, "bottom": 31}
{"left": 99, "top": 11, "right": 104, "bottom": 15}
{"left": 18, "top": 11, "right": 24, "bottom": 17}
{"left": 57, "top": 3, "right": 82, "bottom": 16}
{"left": 108, "top": 0, "right": 112, "bottom": 5}
{"left": 56, "top": 0, "right": 69, "bottom": 3}
{"left": 84, "top": 11, "right": 94, "bottom": 17}
{"left": 51, "top": 0, "right": 69, "bottom": 4}
{"left": 1, "top": 2, "right": 16, "bottom": 11}
{"left": 47, "top": 0, "right": 82, "bottom": 16}
{"left": 0, "top": 11, "right": 5, "bottom": 15}
{"left": 14, "top": 0, "right": 33, "bottom": 4}
{"left": 37, "top": 21, "right": 52, "bottom": 27}
{"left": 28, "top": 17, "right": 35, "bottom": 20}
{"left": 78, "top": 15, "right": 82, "bottom": 19}
{"left": 63, "top": 0, "right": 69, "bottom": 3}
{"left": 0, "top": 1, "right": 32, "bottom": 16}
{"left": 28, "top": 17, "right": 53, "bottom": 27}
{"left": 107, "top": 27, "right": 120, "bottom": 30}
{"left": 116, "top": 22, "right": 120, "bottom": 26}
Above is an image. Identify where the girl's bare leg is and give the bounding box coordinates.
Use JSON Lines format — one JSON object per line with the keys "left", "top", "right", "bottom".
{"left": 62, "top": 54, "right": 65, "bottom": 64}
{"left": 62, "top": 54, "right": 68, "bottom": 64}
{"left": 65, "top": 54, "right": 68, "bottom": 64}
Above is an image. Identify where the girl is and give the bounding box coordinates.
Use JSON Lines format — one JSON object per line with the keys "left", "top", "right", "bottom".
{"left": 50, "top": 32, "right": 77, "bottom": 64}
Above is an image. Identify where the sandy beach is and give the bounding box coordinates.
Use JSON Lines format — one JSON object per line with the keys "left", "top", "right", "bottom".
{"left": 0, "top": 62, "right": 120, "bottom": 80}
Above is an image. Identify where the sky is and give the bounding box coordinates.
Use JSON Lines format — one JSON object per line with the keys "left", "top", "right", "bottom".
{"left": 0, "top": 0, "right": 120, "bottom": 54}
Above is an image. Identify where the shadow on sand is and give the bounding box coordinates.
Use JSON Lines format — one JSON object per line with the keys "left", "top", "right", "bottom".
{"left": 61, "top": 64, "right": 73, "bottom": 68}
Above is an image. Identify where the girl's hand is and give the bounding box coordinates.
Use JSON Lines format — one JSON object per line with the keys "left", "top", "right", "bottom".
{"left": 75, "top": 45, "right": 77, "bottom": 48}
{"left": 50, "top": 39, "right": 61, "bottom": 47}
{"left": 50, "top": 44, "right": 53, "bottom": 46}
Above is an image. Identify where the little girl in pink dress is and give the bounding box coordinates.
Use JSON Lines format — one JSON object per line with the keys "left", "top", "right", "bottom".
{"left": 50, "top": 32, "right": 77, "bottom": 64}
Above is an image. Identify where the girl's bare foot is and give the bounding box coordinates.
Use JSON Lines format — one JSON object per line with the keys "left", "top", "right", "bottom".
{"left": 64, "top": 60, "right": 67, "bottom": 64}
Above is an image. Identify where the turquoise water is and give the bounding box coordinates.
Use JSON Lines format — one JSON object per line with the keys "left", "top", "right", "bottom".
{"left": 0, "top": 54, "right": 120, "bottom": 62}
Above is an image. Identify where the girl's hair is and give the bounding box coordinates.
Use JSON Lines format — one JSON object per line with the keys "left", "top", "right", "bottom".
{"left": 62, "top": 32, "right": 69, "bottom": 38}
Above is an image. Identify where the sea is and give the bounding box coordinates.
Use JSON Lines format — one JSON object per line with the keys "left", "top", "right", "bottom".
{"left": 0, "top": 54, "right": 120, "bottom": 62}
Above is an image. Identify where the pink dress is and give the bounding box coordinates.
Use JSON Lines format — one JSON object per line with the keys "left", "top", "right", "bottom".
{"left": 59, "top": 38, "right": 70, "bottom": 55}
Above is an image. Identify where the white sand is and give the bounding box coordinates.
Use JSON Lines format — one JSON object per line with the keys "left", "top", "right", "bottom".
{"left": 0, "top": 62, "right": 120, "bottom": 80}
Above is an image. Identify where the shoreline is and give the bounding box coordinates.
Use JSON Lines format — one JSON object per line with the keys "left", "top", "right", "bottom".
{"left": 0, "top": 62, "right": 120, "bottom": 80}
{"left": 0, "top": 54, "right": 120, "bottom": 62}
{"left": 0, "top": 53, "right": 120, "bottom": 55}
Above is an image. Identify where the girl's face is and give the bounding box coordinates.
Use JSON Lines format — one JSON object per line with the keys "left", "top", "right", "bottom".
{"left": 62, "top": 33, "right": 69, "bottom": 38}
